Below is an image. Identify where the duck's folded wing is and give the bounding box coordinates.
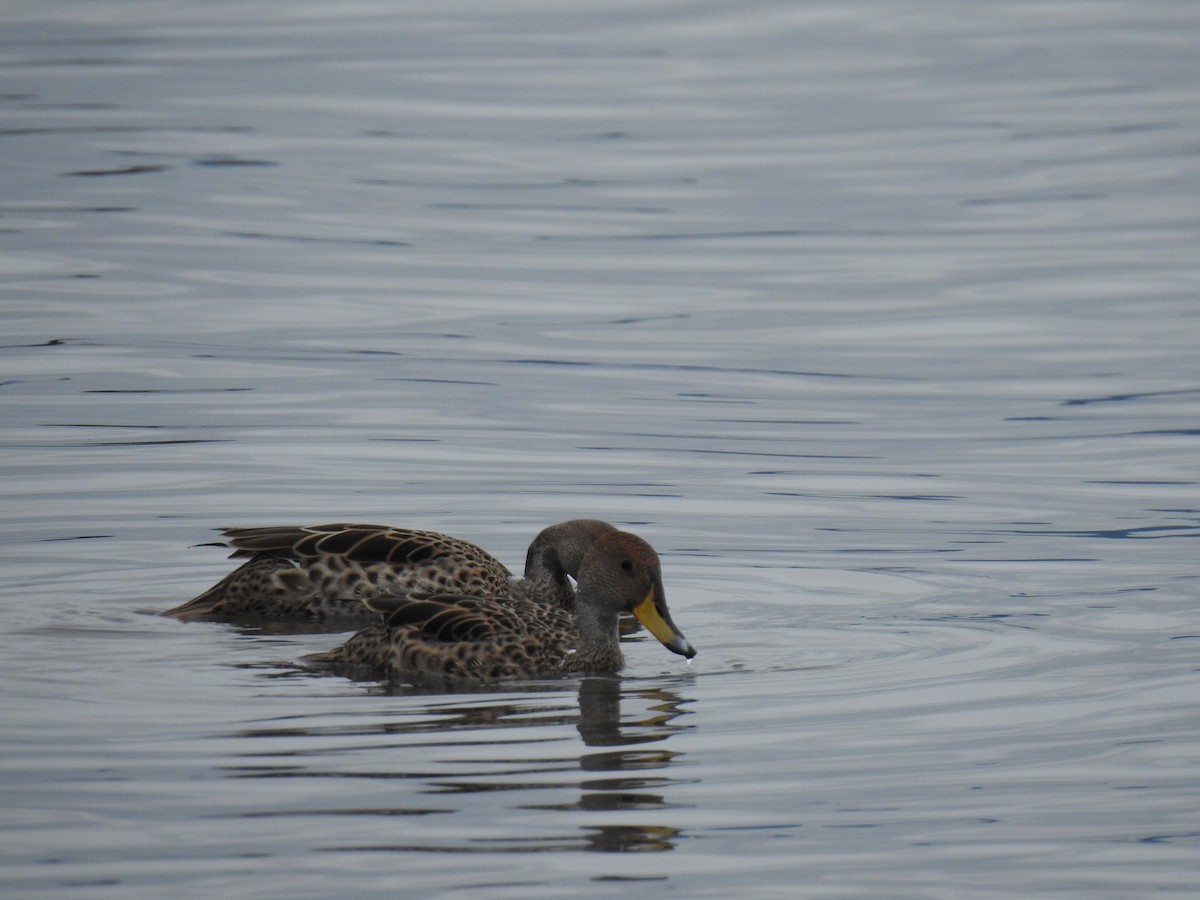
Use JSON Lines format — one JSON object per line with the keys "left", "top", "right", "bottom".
{"left": 221, "top": 524, "right": 375, "bottom": 559}
{"left": 222, "top": 524, "right": 513, "bottom": 574}
{"left": 377, "top": 595, "right": 526, "bottom": 643}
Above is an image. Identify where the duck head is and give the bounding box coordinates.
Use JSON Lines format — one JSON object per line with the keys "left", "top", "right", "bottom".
{"left": 576, "top": 531, "right": 696, "bottom": 660}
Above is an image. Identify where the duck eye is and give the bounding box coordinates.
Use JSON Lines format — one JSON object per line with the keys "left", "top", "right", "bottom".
{"left": 620, "top": 559, "right": 634, "bottom": 573}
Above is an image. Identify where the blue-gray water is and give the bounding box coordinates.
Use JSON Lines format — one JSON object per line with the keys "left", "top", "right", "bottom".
{"left": 2, "top": 1, "right": 1198, "bottom": 896}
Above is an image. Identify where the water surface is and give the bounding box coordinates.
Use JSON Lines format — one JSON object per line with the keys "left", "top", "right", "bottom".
{"left": 2, "top": 1, "right": 1198, "bottom": 896}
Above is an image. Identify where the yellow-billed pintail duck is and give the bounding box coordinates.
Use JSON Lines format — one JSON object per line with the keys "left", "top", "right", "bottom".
{"left": 312, "top": 529, "right": 696, "bottom": 682}
{"left": 166, "top": 519, "right": 618, "bottom": 622}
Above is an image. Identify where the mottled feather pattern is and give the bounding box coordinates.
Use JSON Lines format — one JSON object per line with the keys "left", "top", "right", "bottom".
{"left": 324, "top": 597, "right": 576, "bottom": 683}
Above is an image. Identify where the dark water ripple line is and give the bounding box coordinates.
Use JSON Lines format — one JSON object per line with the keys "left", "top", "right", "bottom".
{"left": 317, "top": 822, "right": 682, "bottom": 854}
{"left": 9, "top": 438, "right": 231, "bottom": 448}
{"left": 1062, "top": 387, "right": 1200, "bottom": 406}
{"left": 234, "top": 805, "right": 454, "bottom": 818}
{"left": 66, "top": 163, "right": 169, "bottom": 176}
{"left": 222, "top": 230, "right": 411, "bottom": 247}
{"left": 505, "top": 357, "right": 856, "bottom": 380}
{"left": 969, "top": 524, "right": 1200, "bottom": 541}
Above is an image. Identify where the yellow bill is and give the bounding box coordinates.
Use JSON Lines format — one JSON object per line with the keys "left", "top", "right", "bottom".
{"left": 632, "top": 588, "right": 696, "bottom": 659}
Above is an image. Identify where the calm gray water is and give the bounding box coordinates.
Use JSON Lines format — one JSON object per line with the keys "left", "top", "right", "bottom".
{"left": 2, "top": 1, "right": 1198, "bottom": 896}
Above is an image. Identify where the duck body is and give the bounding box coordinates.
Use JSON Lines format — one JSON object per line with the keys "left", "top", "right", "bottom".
{"left": 166, "top": 519, "right": 616, "bottom": 623}
{"left": 319, "top": 595, "right": 579, "bottom": 682}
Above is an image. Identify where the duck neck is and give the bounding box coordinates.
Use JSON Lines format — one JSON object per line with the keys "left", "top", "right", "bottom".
{"left": 523, "top": 520, "right": 617, "bottom": 610}
{"left": 513, "top": 570, "right": 574, "bottom": 609}
{"left": 571, "top": 592, "right": 625, "bottom": 673}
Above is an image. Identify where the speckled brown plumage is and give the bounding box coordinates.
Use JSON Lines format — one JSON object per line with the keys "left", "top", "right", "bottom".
{"left": 165, "top": 519, "right": 616, "bottom": 623}
{"left": 312, "top": 530, "right": 697, "bottom": 684}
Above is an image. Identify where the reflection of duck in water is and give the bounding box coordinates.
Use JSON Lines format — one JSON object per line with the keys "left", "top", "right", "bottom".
{"left": 316, "top": 531, "right": 696, "bottom": 683}
{"left": 166, "top": 519, "right": 616, "bottom": 623}
{"left": 577, "top": 678, "right": 694, "bottom": 748}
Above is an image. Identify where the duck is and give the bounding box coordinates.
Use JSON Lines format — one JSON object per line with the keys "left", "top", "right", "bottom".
{"left": 313, "top": 530, "right": 696, "bottom": 682}
{"left": 165, "top": 519, "right": 617, "bottom": 623}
